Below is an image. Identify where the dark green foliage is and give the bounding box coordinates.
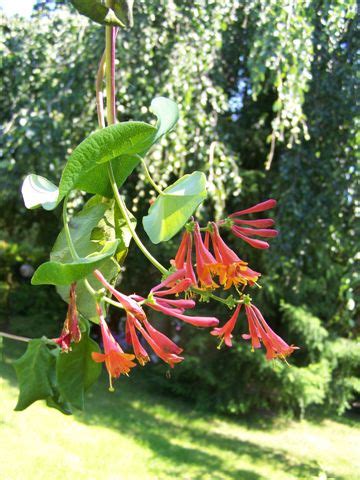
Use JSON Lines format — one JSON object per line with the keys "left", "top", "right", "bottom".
{"left": 13, "top": 332, "right": 102, "bottom": 412}
{"left": 13, "top": 338, "right": 55, "bottom": 410}
{"left": 154, "top": 304, "right": 359, "bottom": 417}
{"left": 56, "top": 334, "right": 102, "bottom": 410}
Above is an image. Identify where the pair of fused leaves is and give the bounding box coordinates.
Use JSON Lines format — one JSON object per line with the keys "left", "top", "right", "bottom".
{"left": 23, "top": 96, "right": 207, "bottom": 293}
{"left": 22, "top": 95, "right": 207, "bottom": 245}
{"left": 34, "top": 196, "right": 132, "bottom": 322}
{"left": 23, "top": 98, "right": 177, "bottom": 290}
{"left": 22, "top": 97, "right": 178, "bottom": 210}
{"left": 13, "top": 332, "right": 101, "bottom": 413}
{"left": 71, "top": 0, "right": 134, "bottom": 28}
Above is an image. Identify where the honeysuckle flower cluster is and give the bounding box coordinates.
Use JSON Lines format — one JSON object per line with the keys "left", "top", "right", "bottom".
{"left": 56, "top": 199, "right": 297, "bottom": 391}
{"left": 15, "top": 13, "right": 300, "bottom": 412}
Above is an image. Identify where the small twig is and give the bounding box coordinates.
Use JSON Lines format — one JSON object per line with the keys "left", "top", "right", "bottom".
{"left": 265, "top": 130, "right": 276, "bottom": 170}
{"left": 95, "top": 50, "right": 106, "bottom": 128}
{"left": 0, "top": 332, "right": 30, "bottom": 343}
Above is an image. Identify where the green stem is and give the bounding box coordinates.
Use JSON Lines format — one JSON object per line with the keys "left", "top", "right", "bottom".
{"left": 103, "top": 17, "right": 168, "bottom": 276}
{"left": 83, "top": 279, "right": 125, "bottom": 310}
{"left": 190, "top": 287, "right": 233, "bottom": 306}
{"left": 95, "top": 50, "right": 106, "bottom": 128}
{"left": 63, "top": 195, "right": 80, "bottom": 261}
{"left": 105, "top": 23, "right": 116, "bottom": 124}
{"left": 107, "top": 162, "right": 168, "bottom": 275}
{"left": 0, "top": 331, "right": 30, "bottom": 343}
{"left": 139, "top": 156, "right": 164, "bottom": 194}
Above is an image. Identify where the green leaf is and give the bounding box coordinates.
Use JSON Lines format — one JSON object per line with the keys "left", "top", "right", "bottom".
{"left": 53, "top": 196, "right": 134, "bottom": 322}
{"left": 143, "top": 171, "right": 207, "bottom": 243}
{"left": 75, "top": 155, "right": 139, "bottom": 198}
{"left": 68, "top": 260, "right": 118, "bottom": 323}
{"left": 31, "top": 239, "right": 119, "bottom": 286}
{"left": 114, "top": 0, "right": 134, "bottom": 27}
{"left": 21, "top": 174, "right": 59, "bottom": 211}
{"left": 150, "top": 96, "right": 179, "bottom": 144}
{"left": 70, "top": 0, "right": 127, "bottom": 27}
{"left": 13, "top": 339, "right": 55, "bottom": 411}
{"left": 30, "top": 100, "right": 177, "bottom": 201}
{"left": 45, "top": 349, "right": 73, "bottom": 415}
{"left": 79, "top": 98, "right": 179, "bottom": 197}
{"left": 56, "top": 333, "right": 101, "bottom": 410}
{"left": 51, "top": 198, "right": 110, "bottom": 260}
{"left": 46, "top": 392, "right": 73, "bottom": 416}
{"left": 57, "top": 122, "right": 156, "bottom": 202}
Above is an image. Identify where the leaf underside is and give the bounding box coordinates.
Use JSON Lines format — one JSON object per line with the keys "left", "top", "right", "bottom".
{"left": 143, "top": 171, "right": 207, "bottom": 244}
{"left": 58, "top": 122, "right": 156, "bottom": 202}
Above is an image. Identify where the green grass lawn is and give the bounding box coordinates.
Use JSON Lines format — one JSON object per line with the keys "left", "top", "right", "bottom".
{"left": 1, "top": 340, "right": 359, "bottom": 480}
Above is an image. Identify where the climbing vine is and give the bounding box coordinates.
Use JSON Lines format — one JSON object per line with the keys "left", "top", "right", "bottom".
{"left": 9, "top": 1, "right": 296, "bottom": 414}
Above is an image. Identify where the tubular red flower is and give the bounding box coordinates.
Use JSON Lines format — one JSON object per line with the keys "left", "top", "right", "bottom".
{"left": 211, "top": 304, "right": 242, "bottom": 347}
{"left": 185, "top": 234, "right": 198, "bottom": 286}
{"left": 173, "top": 231, "right": 190, "bottom": 270}
{"left": 243, "top": 304, "right": 298, "bottom": 360}
{"left": 134, "top": 318, "right": 184, "bottom": 367}
{"left": 142, "top": 318, "right": 183, "bottom": 355}
{"left": 151, "top": 269, "right": 192, "bottom": 297}
{"left": 209, "top": 223, "right": 260, "bottom": 288}
{"left": 93, "top": 269, "right": 146, "bottom": 321}
{"left": 193, "top": 223, "right": 218, "bottom": 289}
{"left": 227, "top": 199, "right": 278, "bottom": 249}
{"left": 229, "top": 199, "right": 277, "bottom": 217}
{"left": 232, "top": 227, "right": 278, "bottom": 238}
{"left": 92, "top": 305, "right": 136, "bottom": 390}
{"left": 231, "top": 227, "right": 271, "bottom": 249}
{"left": 171, "top": 232, "right": 198, "bottom": 287}
{"left": 126, "top": 314, "right": 150, "bottom": 366}
{"left": 151, "top": 269, "right": 186, "bottom": 292}
{"left": 53, "top": 283, "right": 81, "bottom": 351}
{"left": 232, "top": 218, "right": 275, "bottom": 228}
{"left": 54, "top": 332, "right": 72, "bottom": 351}
{"left": 156, "top": 297, "right": 196, "bottom": 310}
{"left": 152, "top": 278, "right": 192, "bottom": 297}
{"left": 147, "top": 299, "right": 219, "bottom": 328}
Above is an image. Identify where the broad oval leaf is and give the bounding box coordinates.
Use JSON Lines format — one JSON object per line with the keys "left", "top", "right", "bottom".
{"left": 21, "top": 174, "right": 59, "bottom": 211}
{"left": 57, "top": 122, "right": 156, "bottom": 202}
{"left": 74, "top": 155, "right": 139, "bottom": 198}
{"left": 51, "top": 198, "right": 110, "bottom": 261}
{"left": 31, "top": 239, "right": 119, "bottom": 286}
{"left": 56, "top": 333, "right": 101, "bottom": 410}
{"left": 150, "top": 96, "right": 179, "bottom": 144}
{"left": 53, "top": 196, "right": 134, "bottom": 322}
{"left": 14, "top": 339, "right": 55, "bottom": 411}
{"left": 143, "top": 171, "right": 207, "bottom": 244}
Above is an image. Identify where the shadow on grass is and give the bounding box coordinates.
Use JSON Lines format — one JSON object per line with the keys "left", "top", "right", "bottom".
{"left": 0, "top": 340, "right": 341, "bottom": 480}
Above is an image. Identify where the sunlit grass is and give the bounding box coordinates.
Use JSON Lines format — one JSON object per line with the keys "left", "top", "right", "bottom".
{"left": 0, "top": 341, "right": 359, "bottom": 480}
